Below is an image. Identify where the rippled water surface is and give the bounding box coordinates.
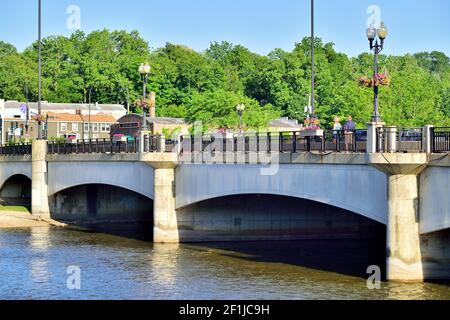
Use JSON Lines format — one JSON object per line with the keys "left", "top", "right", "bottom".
{"left": 0, "top": 227, "right": 448, "bottom": 300}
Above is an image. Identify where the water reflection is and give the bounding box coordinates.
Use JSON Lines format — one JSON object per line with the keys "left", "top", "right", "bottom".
{"left": 30, "top": 259, "right": 50, "bottom": 284}
{"left": 29, "top": 228, "right": 51, "bottom": 285}
{"left": 29, "top": 227, "right": 51, "bottom": 252}
{"left": 149, "top": 244, "right": 180, "bottom": 289}
{"left": 0, "top": 228, "right": 448, "bottom": 300}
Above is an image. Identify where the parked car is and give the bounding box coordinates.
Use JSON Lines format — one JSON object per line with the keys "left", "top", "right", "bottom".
{"left": 401, "top": 129, "right": 422, "bottom": 142}
{"left": 355, "top": 130, "right": 368, "bottom": 142}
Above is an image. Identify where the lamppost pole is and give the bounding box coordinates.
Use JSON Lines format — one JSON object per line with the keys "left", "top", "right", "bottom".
{"left": 25, "top": 82, "right": 29, "bottom": 135}
{"left": 236, "top": 104, "right": 246, "bottom": 134}
{"left": 367, "top": 22, "right": 388, "bottom": 123}
{"left": 88, "top": 86, "right": 92, "bottom": 140}
{"left": 373, "top": 45, "right": 380, "bottom": 122}
{"left": 122, "top": 87, "right": 130, "bottom": 115}
{"left": 37, "top": 0, "right": 43, "bottom": 140}
{"left": 310, "top": 0, "right": 315, "bottom": 118}
{"left": 139, "top": 63, "right": 151, "bottom": 132}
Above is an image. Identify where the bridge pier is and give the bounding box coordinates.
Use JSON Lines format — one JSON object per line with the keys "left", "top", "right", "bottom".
{"left": 370, "top": 154, "right": 429, "bottom": 282}
{"left": 31, "top": 140, "right": 50, "bottom": 219}
{"left": 387, "top": 174, "right": 423, "bottom": 282}
{"left": 153, "top": 167, "right": 179, "bottom": 243}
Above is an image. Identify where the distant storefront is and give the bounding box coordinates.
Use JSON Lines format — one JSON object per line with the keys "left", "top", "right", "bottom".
{"left": 0, "top": 99, "right": 126, "bottom": 144}
{"left": 1, "top": 112, "right": 117, "bottom": 143}
{"left": 110, "top": 114, "right": 190, "bottom": 141}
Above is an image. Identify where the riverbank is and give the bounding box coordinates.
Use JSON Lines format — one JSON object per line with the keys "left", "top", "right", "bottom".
{"left": 0, "top": 211, "right": 67, "bottom": 229}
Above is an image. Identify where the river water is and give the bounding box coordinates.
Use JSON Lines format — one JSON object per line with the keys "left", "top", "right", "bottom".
{"left": 0, "top": 226, "right": 448, "bottom": 300}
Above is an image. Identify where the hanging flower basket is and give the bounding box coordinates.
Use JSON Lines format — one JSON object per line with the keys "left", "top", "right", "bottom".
{"left": 134, "top": 99, "right": 153, "bottom": 109}
{"left": 31, "top": 114, "right": 46, "bottom": 122}
{"left": 358, "top": 73, "right": 391, "bottom": 88}
{"left": 303, "top": 117, "right": 321, "bottom": 130}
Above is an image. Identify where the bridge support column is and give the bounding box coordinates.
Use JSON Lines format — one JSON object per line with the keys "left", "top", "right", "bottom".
{"left": 387, "top": 174, "right": 423, "bottom": 281}
{"left": 31, "top": 140, "right": 50, "bottom": 219}
{"left": 153, "top": 168, "right": 179, "bottom": 243}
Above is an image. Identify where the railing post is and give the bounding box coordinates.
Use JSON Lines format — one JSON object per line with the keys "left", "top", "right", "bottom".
{"left": 158, "top": 135, "right": 166, "bottom": 152}
{"left": 140, "top": 131, "right": 151, "bottom": 153}
{"left": 384, "top": 126, "right": 398, "bottom": 153}
{"left": 336, "top": 131, "right": 341, "bottom": 152}
{"left": 322, "top": 134, "right": 326, "bottom": 152}
{"left": 178, "top": 135, "right": 184, "bottom": 155}
{"left": 367, "top": 122, "right": 385, "bottom": 153}
{"left": 279, "top": 132, "right": 283, "bottom": 153}
{"left": 422, "top": 125, "right": 434, "bottom": 154}
{"left": 293, "top": 132, "right": 297, "bottom": 153}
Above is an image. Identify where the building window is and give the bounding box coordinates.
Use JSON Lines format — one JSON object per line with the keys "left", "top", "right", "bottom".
{"left": 119, "top": 122, "right": 139, "bottom": 129}
{"left": 60, "top": 122, "right": 67, "bottom": 132}
{"left": 72, "top": 123, "right": 78, "bottom": 132}
{"left": 84, "top": 123, "right": 90, "bottom": 132}
{"left": 100, "top": 123, "right": 111, "bottom": 132}
{"left": 93, "top": 123, "right": 99, "bottom": 132}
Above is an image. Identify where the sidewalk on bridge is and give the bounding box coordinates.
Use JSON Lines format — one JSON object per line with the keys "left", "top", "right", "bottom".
{"left": 0, "top": 211, "right": 67, "bottom": 229}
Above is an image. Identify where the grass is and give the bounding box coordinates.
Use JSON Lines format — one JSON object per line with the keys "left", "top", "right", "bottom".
{"left": 0, "top": 205, "right": 31, "bottom": 213}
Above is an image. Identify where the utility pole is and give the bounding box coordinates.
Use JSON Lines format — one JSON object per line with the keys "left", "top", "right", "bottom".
{"left": 25, "top": 82, "right": 29, "bottom": 135}
{"left": 311, "top": 0, "right": 315, "bottom": 118}
{"left": 37, "top": 0, "right": 43, "bottom": 140}
{"left": 88, "top": 87, "right": 92, "bottom": 140}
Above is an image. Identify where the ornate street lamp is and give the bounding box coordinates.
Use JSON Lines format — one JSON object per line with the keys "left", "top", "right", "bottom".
{"left": 138, "top": 63, "right": 151, "bottom": 131}
{"left": 236, "top": 104, "right": 246, "bottom": 134}
{"left": 367, "top": 22, "right": 388, "bottom": 123}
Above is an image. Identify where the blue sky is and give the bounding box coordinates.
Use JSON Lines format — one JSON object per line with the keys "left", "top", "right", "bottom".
{"left": 0, "top": 0, "right": 449, "bottom": 57}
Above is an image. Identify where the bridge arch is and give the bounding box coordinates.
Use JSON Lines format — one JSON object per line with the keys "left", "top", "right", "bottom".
{"left": 0, "top": 162, "right": 32, "bottom": 191}
{"left": 48, "top": 161, "right": 154, "bottom": 200}
{"left": 176, "top": 164, "right": 388, "bottom": 225}
{"left": 0, "top": 174, "right": 32, "bottom": 203}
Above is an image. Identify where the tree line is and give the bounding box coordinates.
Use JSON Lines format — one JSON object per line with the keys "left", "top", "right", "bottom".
{"left": 0, "top": 29, "right": 449, "bottom": 129}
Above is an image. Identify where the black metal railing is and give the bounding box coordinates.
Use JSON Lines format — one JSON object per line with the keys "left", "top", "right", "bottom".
{"left": 179, "top": 130, "right": 368, "bottom": 154}
{"left": 376, "top": 128, "right": 423, "bottom": 153}
{"left": 431, "top": 127, "right": 450, "bottom": 153}
{"left": 47, "top": 139, "right": 140, "bottom": 155}
{"left": 0, "top": 143, "right": 32, "bottom": 156}
{"left": 47, "top": 135, "right": 175, "bottom": 155}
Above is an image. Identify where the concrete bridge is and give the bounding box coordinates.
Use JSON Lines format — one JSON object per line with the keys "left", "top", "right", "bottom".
{"left": 1, "top": 127, "right": 450, "bottom": 282}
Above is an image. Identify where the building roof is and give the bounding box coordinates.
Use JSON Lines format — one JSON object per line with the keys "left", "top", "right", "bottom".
{"left": 115, "top": 114, "right": 188, "bottom": 125}
{"left": 146, "top": 117, "right": 187, "bottom": 125}
{"left": 46, "top": 112, "right": 117, "bottom": 123}
{"left": 268, "top": 117, "right": 302, "bottom": 129}
{"left": 4, "top": 112, "right": 117, "bottom": 123}
{"left": 2, "top": 100, "right": 125, "bottom": 112}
